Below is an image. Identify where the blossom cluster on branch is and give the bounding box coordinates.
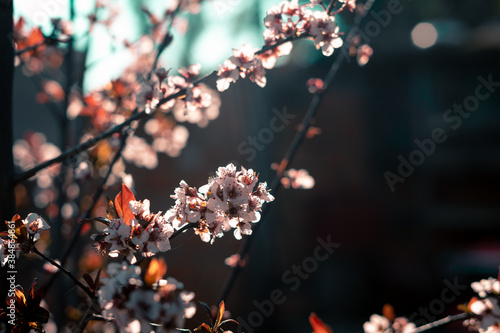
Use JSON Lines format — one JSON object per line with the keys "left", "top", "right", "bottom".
{"left": 216, "top": 0, "right": 351, "bottom": 92}
{"left": 464, "top": 272, "right": 500, "bottom": 332}
{"left": 0, "top": 213, "right": 50, "bottom": 266}
{"left": 13, "top": 17, "right": 71, "bottom": 74}
{"left": 91, "top": 184, "right": 174, "bottom": 264}
{"left": 98, "top": 259, "right": 196, "bottom": 332}
{"left": 165, "top": 163, "right": 274, "bottom": 243}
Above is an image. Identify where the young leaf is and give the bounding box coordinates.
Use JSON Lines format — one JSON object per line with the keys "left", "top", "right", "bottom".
{"left": 309, "top": 313, "right": 333, "bottom": 333}
{"left": 114, "top": 183, "right": 136, "bottom": 225}
{"left": 215, "top": 301, "right": 225, "bottom": 327}
{"left": 199, "top": 301, "right": 215, "bottom": 327}
{"left": 383, "top": 304, "right": 395, "bottom": 322}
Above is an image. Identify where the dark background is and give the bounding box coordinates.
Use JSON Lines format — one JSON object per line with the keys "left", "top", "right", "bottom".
{"left": 11, "top": 0, "right": 500, "bottom": 332}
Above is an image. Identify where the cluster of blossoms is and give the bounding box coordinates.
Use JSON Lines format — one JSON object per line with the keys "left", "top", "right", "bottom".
{"left": 72, "top": 58, "right": 220, "bottom": 173}
{"left": 281, "top": 168, "right": 315, "bottom": 189}
{"left": 463, "top": 272, "right": 500, "bottom": 332}
{"left": 165, "top": 163, "right": 274, "bottom": 243}
{"left": 216, "top": 0, "right": 354, "bottom": 92}
{"left": 13, "top": 132, "right": 63, "bottom": 215}
{"left": 363, "top": 314, "right": 416, "bottom": 333}
{"left": 91, "top": 184, "right": 174, "bottom": 264}
{"left": 0, "top": 213, "right": 50, "bottom": 266}
{"left": 98, "top": 260, "right": 196, "bottom": 332}
{"left": 13, "top": 17, "right": 71, "bottom": 74}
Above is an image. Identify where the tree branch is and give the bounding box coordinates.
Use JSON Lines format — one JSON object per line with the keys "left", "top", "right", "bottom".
{"left": 44, "top": 115, "right": 134, "bottom": 295}
{"left": 411, "top": 313, "right": 470, "bottom": 332}
{"left": 32, "top": 246, "right": 95, "bottom": 300}
{"left": 169, "top": 222, "right": 198, "bottom": 240}
{"left": 11, "top": 3, "right": 356, "bottom": 186}
{"left": 218, "top": 0, "right": 377, "bottom": 303}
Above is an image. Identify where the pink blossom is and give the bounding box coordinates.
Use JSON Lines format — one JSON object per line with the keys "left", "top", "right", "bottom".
{"left": 24, "top": 213, "right": 50, "bottom": 241}
{"left": 216, "top": 60, "right": 240, "bottom": 92}
{"left": 281, "top": 168, "right": 315, "bottom": 189}
{"left": 363, "top": 314, "right": 391, "bottom": 333}
{"left": 165, "top": 164, "right": 274, "bottom": 243}
{"left": 357, "top": 44, "right": 373, "bottom": 66}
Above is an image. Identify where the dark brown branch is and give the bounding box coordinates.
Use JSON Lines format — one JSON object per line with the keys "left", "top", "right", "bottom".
{"left": 12, "top": 5, "right": 346, "bottom": 186}
{"left": 15, "top": 42, "right": 43, "bottom": 55}
{"left": 32, "top": 246, "right": 95, "bottom": 300}
{"left": 44, "top": 119, "right": 133, "bottom": 294}
{"left": 169, "top": 222, "right": 198, "bottom": 240}
{"left": 218, "top": 0, "right": 377, "bottom": 304}
{"left": 255, "top": 34, "right": 310, "bottom": 56}
{"left": 412, "top": 313, "right": 470, "bottom": 332}
{"left": 12, "top": 108, "right": 146, "bottom": 183}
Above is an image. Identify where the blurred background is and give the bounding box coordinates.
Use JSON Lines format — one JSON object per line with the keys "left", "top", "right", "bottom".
{"left": 10, "top": 0, "right": 500, "bottom": 332}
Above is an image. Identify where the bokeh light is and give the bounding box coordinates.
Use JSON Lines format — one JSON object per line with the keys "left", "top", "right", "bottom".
{"left": 411, "top": 22, "right": 438, "bottom": 49}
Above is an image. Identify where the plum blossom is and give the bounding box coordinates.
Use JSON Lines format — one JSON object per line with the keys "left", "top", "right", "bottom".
{"left": 165, "top": 164, "right": 274, "bottom": 243}
{"left": 472, "top": 277, "right": 500, "bottom": 297}
{"left": 215, "top": 0, "right": 354, "bottom": 91}
{"left": 0, "top": 239, "right": 12, "bottom": 266}
{"left": 363, "top": 314, "right": 415, "bottom": 333}
{"left": 339, "top": 0, "right": 357, "bottom": 12}
{"left": 98, "top": 261, "right": 196, "bottom": 332}
{"left": 281, "top": 168, "right": 315, "bottom": 189}
{"left": 357, "top": 44, "right": 373, "bottom": 66}
{"left": 392, "top": 317, "right": 417, "bottom": 333}
{"left": 465, "top": 297, "right": 500, "bottom": 333}
{"left": 216, "top": 44, "right": 268, "bottom": 91}
{"left": 24, "top": 213, "right": 50, "bottom": 241}
{"left": 122, "top": 135, "right": 159, "bottom": 169}
{"left": 307, "top": 78, "right": 324, "bottom": 93}
{"left": 91, "top": 190, "right": 174, "bottom": 263}
{"left": 363, "top": 314, "right": 391, "bottom": 333}
{"left": 309, "top": 11, "right": 343, "bottom": 56}
{"left": 464, "top": 272, "right": 500, "bottom": 333}
{"left": 0, "top": 213, "right": 51, "bottom": 265}
{"left": 13, "top": 132, "right": 61, "bottom": 191}
{"left": 216, "top": 60, "right": 240, "bottom": 92}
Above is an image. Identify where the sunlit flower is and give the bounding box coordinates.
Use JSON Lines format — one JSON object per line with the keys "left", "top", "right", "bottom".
{"left": 281, "top": 168, "right": 315, "bottom": 189}
{"left": 165, "top": 164, "right": 274, "bottom": 243}
{"left": 91, "top": 184, "right": 174, "bottom": 263}
{"left": 98, "top": 261, "right": 196, "bottom": 332}
{"left": 363, "top": 314, "right": 390, "bottom": 333}
{"left": 357, "top": 44, "right": 373, "bottom": 67}
{"left": 472, "top": 277, "right": 500, "bottom": 297}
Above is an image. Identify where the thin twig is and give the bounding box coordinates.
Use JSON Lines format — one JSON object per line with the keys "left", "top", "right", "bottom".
{"left": 326, "top": 0, "right": 339, "bottom": 14}
{"left": 12, "top": 76, "right": 203, "bottom": 185}
{"left": 218, "top": 0, "right": 377, "bottom": 303}
{"left": 15, "top": 42, "right": 44, "bottom": 55}
{"left": 15, "top": 37, "right": 71, "bottom": 56}
{"left": 76, "top": 297, "right": 100, "bottom": 333}
{"left": 255, "top": 34, "right": 311, "bottom": 56}
{"left": 411, "top": 313, "right": 470, "bottom": 333}
{"left": 148, "top": 0, "right": 182, "bottom": 79}
{"left": 43, "top": 126, "right": 132, "bottom": 293}
{"left": 32, "top": 246, "right": 95, "bottom": 300}
{"left": 12, "top": 4, "right": 352, "bottom": 186}
{"left": 169, "top": 222, "right": 198, "bottom": 240}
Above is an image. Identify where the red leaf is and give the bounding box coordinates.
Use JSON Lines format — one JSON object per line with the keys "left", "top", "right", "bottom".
{"left": 309, "top": 313, "right": 333, "bottom": 333}
{"left": 114, "top": 183, "right": 136, "bottom": 225}
{"left": 383, "top": 304, "right": 395, "bottom": 322}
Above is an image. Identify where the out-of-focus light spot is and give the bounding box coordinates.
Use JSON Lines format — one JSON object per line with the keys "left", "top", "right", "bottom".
{"left": 66, "top": 183, "right": 80, "bottom": 200}
{"left": 35, "top": 192, "right": 49, "bottom": 208}
{"left": 411, "top": 22, "right": 438, "bottom": 49}
{"left": 62, "top": 202, "right": 75, "bottom": 219}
